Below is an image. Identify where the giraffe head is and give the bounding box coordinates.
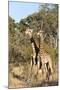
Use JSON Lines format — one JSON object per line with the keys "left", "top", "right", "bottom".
{"left": 25, "top": 28, "right": 33, "bottom": 38}
{"left": 37, "top": 30, "right": 44, "bottom": 43}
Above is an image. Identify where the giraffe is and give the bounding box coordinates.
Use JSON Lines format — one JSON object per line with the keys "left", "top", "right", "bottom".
{"left": 25, "top": 28, "right": 40, "bottom": 67}
{"left": 37, "top": 30, "right": 53, "bottom": 81}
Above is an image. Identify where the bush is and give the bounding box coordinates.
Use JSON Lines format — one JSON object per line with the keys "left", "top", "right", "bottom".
{"left": 43, "top": 43, "right": 58, "bottom": 63}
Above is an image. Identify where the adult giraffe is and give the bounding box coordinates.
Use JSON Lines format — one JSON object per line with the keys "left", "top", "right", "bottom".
{"left": 37, "top": 30, "right": 53, "bottom": 80}
{"left": 25, "top": 28, "right": 40, "bottom": 67}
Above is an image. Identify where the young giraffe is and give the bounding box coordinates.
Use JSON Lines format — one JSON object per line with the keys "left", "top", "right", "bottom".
{"left": 37, "top": 30, "right": 53, "bottom": 80}
{"left": 25, "top": 28, "right": 40, "bottom": 67}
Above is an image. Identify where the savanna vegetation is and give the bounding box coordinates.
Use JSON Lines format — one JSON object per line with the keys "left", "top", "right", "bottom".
{"left": 9, "top": 4, "right": 58, "bottom": 88}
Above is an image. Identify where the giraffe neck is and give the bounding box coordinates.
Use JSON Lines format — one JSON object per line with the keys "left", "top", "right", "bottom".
{"left": 30, "top": 37, "right": 40, "bottom": 55}
{"left": 31, "top": 43, "right": 36, "bottom": 55}
{"left": 40, "top": 42, "right": 45, "bottom": 55}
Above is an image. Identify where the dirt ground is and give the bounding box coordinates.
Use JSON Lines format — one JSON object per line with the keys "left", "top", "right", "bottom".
{"left": 8, "top": 62, "right": 58, "bottom": 89}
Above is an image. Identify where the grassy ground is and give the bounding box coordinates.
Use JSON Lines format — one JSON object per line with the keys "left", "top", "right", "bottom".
{"left": 8, "top": 61, "right": 58, "bottom": 89}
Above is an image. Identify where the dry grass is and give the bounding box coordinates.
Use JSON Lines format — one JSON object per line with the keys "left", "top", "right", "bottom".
{"left": 9, "top": 72, "right": 28, "bottom": 88}
{"left": 9, "top": 62, "right": 58, "bottom": 88}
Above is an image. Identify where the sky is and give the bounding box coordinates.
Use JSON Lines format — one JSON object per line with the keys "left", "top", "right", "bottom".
{"left": 9, "top": 1, "right": 39, "bottom": 22}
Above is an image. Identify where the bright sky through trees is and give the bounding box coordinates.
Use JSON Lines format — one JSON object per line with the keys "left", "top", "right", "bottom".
{"left": 9, "top": 1, "right": 39, "bottom": 22}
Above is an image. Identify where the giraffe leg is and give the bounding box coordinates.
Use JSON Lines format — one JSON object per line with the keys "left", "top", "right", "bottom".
{"left": 33, "top": 55, "right": 36, "bottom": 65}
{"left": 31, "top": 54, "right": 36, "bottom": 65}
{"left": 48, "top": 60, "right": 53, "bottom": 81}
{"left": 37, "top": 55, "right": 42, "bottom": 70}
{"left": 41, "top": 63, "right": 48, "bottom": 81}
{"left": 31, "top": 55, "right": 33, "bottom": 67}
{"left": 37, "top": 55, "right": 40, "bottom": 69}
{"left": 46, "top": 62, "right": 53, "bottom": 81}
